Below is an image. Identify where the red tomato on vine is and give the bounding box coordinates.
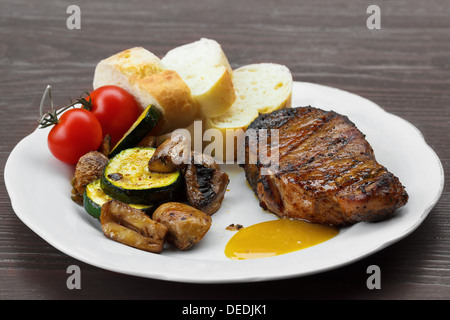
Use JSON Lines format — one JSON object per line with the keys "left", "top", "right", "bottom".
{"left": 38, "top": 85, "right": 143, "bottom": 165}
{"left": 47, "top": 108, "right": 103, "bottom": 165}
{"left": 88, "top": 86, "right": 143, "bottom": 145}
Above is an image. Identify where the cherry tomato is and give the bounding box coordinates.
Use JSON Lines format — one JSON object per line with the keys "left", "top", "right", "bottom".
{"left": 47, "top": 108, "right": 103, "bottom": 165}
{"left": 89, "top": 86, "right": 143, "bottom": 145}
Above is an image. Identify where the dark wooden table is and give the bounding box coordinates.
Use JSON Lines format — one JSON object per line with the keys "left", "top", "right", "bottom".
{"left": 1, "top": 0, "right": 449, "bottom": 300}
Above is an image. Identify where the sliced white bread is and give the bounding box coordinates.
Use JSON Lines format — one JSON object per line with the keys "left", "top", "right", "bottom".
{"left": 161, "top": 38, "right": 236, "bottom": 118}
{"left": 131, "top": 70, "right": 198, "bottom": 133}
{"left": 93, "top": 47, "right": 198, "bottom": 134}
{"left": 93, "top": 47, "right": 165, "bottom": 92}
{"left": 204, "top": 63, "right": 293, "bottom": 161}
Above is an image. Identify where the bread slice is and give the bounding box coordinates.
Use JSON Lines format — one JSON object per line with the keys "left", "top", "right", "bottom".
{"left": 131, "top": 70, "right": 198, "bottom": 134}
{"left": 93, "top": 47, "right": 165, "bottom": 92}
{"left": 204, "top": 63, "right": 293, "bottom": 161}
{"left": 161, "top": 38, "right": 236, "bottom": 118}
{"left": 93, "top": 48, "right": 198, "bottom": 134}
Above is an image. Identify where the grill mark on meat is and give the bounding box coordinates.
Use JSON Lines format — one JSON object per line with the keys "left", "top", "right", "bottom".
{"left": 244, "top": 106, "right": 408, "bottom": 226}
{"left": 277, "top": 110, "right": 337, "bottom": 161}
{"left": 276, "top": 113, "right": 367, "bottom": 182}
{"left": 289, "top": 158, "right": 364, "bottom": 193}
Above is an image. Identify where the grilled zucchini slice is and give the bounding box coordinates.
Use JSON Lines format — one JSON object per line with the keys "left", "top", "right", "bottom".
{"left": 83, "top": 179, "right": 154, "bottom": 219}
{"left": 101, "top": 147, "right": 182, "bottom": 205}
{"left": 109, "top": 105, "right": 161, "bottom": 158}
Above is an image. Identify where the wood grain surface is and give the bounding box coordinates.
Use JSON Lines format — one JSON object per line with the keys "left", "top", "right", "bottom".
{"left": 1, "top": 0, "right": 449, "bottom": 300}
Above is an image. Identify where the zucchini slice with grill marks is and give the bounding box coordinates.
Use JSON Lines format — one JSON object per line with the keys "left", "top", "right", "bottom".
{"left": 109, "top": 104, "right": 161, "bottom": 158}
{"left": 101, "top": 147, "right": 182, "bottom": 205}
{"left": 83, "top": 179, "right": 154, "bottom": 219}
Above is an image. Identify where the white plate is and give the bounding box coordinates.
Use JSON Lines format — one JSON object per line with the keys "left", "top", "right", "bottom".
{"left": 4, "top": 82, "right": 444, "bottom": 283}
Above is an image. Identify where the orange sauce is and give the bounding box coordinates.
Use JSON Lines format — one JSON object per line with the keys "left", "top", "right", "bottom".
{"left": 225, "top": 218, "right": 339, "bottom": 260}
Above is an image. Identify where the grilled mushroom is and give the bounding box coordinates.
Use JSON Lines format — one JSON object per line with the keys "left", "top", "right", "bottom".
{"left": 147, "top": 134, "right": 229, "bottom": 215}
{"left": 148, "top": 132, "right": 191, "bottom": 173}
{"left": 100, "top": 200, "right": 168, "bottom": 253}
{"left": 71, "top": 151, "right": 109, "bottom": 204}
{"left": 184, "top": 152, "right": 229, "bottom": 215}
{"left": 136, "top": 133, "right": 157, "bottom": 148}
{"left": 153, "top": 202, "right": 211, "bottom": 251}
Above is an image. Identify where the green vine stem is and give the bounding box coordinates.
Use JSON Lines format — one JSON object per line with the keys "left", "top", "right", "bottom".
{"left": 37, "top": 85, "right": 92, "bottom": 129}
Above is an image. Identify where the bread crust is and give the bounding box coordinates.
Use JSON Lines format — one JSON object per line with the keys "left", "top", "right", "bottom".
{"left": 162, "top": 38, "right": 236, "bottom": 119}
{"left": 93, "top": 47, "right": 164, "bottom": 91}
{"left": 132, "top": 70, "right": 198, "bottom": 134}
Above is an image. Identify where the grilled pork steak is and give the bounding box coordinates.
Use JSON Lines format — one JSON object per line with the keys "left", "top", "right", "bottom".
{"left": 242, "top": 106, "right": 408, "bottom": 226}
